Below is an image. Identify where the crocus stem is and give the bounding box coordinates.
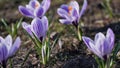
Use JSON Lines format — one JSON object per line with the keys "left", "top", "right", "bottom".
{"left": 105, "top": 58, "right": 110, "bottom": 68}
{"left": 77, "top": 25, "right": 82, "bottom": 41}
{"left": 9, "top": 59, "right": 13, "bottom": 68}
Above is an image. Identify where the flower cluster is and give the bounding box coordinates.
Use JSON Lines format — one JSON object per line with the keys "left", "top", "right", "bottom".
{"left": 19, "top": 0, "right": 50, "bottom": 42}
{"left": 19, "top": 0, "right": 51, "bottom": 65}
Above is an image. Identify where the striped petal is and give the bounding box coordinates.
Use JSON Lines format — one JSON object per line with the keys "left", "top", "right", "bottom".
{"left": 22, "top": 22, "right": 33, "bottom": 36}
{"left": 31, "top": 18, "right": 45, "bottom": 40}
{"left": 9, "top": 37, "right": 21, "bottom": 57}
{"left": 19, "top": 6, "right": 34, "bottom": 18}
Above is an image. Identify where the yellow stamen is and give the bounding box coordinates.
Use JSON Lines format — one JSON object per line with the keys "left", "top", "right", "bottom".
{"left": 35, "top": 2, "right": 40, "bottom": 8}
{"left": 68, "top": 6, "right": 73, "bottom": 15}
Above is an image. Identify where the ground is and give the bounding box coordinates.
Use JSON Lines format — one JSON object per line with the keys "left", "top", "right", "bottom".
{"left": 0, "top": 0, "right": 120, "bottom": 68}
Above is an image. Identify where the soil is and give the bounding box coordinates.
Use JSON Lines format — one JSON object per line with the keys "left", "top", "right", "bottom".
{"left": 0, "top": 0, "right": 120, "bottom": 68}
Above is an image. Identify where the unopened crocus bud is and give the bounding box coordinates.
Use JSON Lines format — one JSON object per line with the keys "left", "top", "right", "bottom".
{"left": 0, "top": 35, "right": 21, "bottom": 67}
{"left": 22, "top": 16, "right": 48, "bottom": 42}
{"left": 82, "top": 28, "right": 115, "bottom": 60}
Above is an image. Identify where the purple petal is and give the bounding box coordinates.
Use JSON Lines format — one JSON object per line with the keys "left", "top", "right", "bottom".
{"left": 72, "top": 8, "right": 79, "bottom": 22}
{"left": 41, "top": 16, "right": 48, "bottom": 31}
{"left": 41, "top": 0, "right": 51, "bottom": 13}
{"left": 29, "top": 0, "right": 40, "bottom": 9}
{"left": 34, "top": 7, "right": 44, "bottom": 17}
{"left": 22, "top": 22, "right": 33, "bottom": 36}
{"left": 59, "top": 19, "right": 72, "bottom": 24}
{"left": 31, "top": 18, "right": 45, "bottom": 40}
{"left": 82, "top": 36, "right": 103, "bottom": 59}
{"left": 60, "top": 4, "right": 69, "bottom": 12}
{"left": 57, "top": 8, "right": 69, "bottom": 18}
{"left": 94, "top": 32, "right": 105, "bottom": 57}
{"left": 69, "top": 0, "right": 79, "bottom": 12}
{"left": 0, "top": 37, "right": 5, "bottom": 61}
{"left": 9, "top": 37, "right": 21, "bottom": 57}
{"left": 106, "top": 28, "right": 115, "bottom": 51}
{"left": 5, "top": 35, "right": 12, "bottom": 53}
{"left": 79, "top": 0, "right": 87, "bottom": 18}
{"left": 0, "top": 36, "right": 9, "bottom": 61}
{"left": 82, "top": 36, "right": 94, "bottom": 50}
{"left": 103, "top": 38, "right": 110, "bottom": 55}
{"left": 19, "top": 6, "right": 34, "bottom": 18}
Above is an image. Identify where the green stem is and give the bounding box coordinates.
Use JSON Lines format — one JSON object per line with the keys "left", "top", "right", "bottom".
{"left": 95, "top": 56, "right": 102, "bottom": 68}
{"left": 9, "top": 59, "right": 12, "bottom": 68}
{"left": 77, "top": 26, "right": 82, "bottom": 41}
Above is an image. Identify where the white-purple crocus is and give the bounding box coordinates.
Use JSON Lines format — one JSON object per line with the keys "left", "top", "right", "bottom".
{"left": 19, "top": 0, "right": 51, "bottom": 18}
{"left": 22, "top": 16, "right": 48, "bottom": 42}
{"left": 0, "top": 35, "right": 21, "bottom": 67}
{"left": 82, "top": 28, "right": 115, "bottom": 60}
{"left": 57, "top": 0, "right": 87, "bottom": 27}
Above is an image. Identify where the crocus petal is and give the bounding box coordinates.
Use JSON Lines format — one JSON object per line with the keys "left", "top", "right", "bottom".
{"left": 57, "top": 8, "right": 69, "bottom": 18}
{"left": 0, "top": 37, "right": 5, "bottom": 62}
{"left": 72, "top": 8, "right": 79, "bottom": 22}
{"left": 94, "top": 32, "right": 105, "bottom": 57}
{"left": 29, "top": 0, "right": 40, "bottom": 9}
{"left": 31, "top": 18, "right": 45, "bottom": 39}
{"left": 0, "top": 44, "right": 8, "bottom": 62}
{"left": 41, "top": 0, "right": 51, "bottom": 13}
{"left": 103, "top": 38, "right": 110, "bottom": 55}
{"left": 9, "top": 37, "right": 21, "bottom": 57}
{"left": 19, "top": 6, "right": 34, "bottom": 18}
{"left": 82, "top": 36, "right": 103, "bottom": 59}
{"left": 34, "top": 7, "right": 44, "bottom": 17}
{"left": 79, "top": 0, "right": 87, "bottom": 18}
{"left": 41, "top": 16, "right": 48, "bottom": 31}
{"left": 82, "top": 36, "right": 94, "bottom": 50}
{"left": 69, "top": 0, "right": 79, "bottom": 12}
{"left": 106, "top": 28, "right": 115, "bottom": 51}
{"left": 59, "top": 19, "right": 72, "bottom": 24}
{"left": 5, "top": 35, "right": 12, "bottom": 53}
{"left": 60, "top": 4, "right": 69, "bottom": 12}
{"left": 0, "top": 36, "right": 8, "bottom": 61}
{"left": 22, "top": 22, "right": 33, "bottom": 36}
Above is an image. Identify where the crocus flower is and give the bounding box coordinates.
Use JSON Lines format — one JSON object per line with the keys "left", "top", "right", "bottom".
{"left": 19, "top": 0, "right": 50, "bottom": 18}
{"left": 22, "top": 16, "right": 48, "bottom": 42}
{"left": 57, "top": 0, "right": 87, "bottom": 27}
{"left": 82, "top": 28, "right": 115, "bottom": 60}
{"left": 0, "top": 35, "right": 21, "bottom": 67}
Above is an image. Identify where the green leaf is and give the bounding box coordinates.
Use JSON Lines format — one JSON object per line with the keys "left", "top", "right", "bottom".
{"left": 112, "top": 42, "right": 120, "bottom": 60}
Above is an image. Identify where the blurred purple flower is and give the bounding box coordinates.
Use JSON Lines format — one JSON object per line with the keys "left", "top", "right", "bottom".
{"left": 19, "top": 0, "right": 51, "bottom": 18}
{"left": 22, "top": 16, "right": 48, "bottom": 42}
{"left": 57, "top": 0, "right": 87, "bottom": 27}
{"left": 0, "top": 35, "right": 21, "bottom": 66}
{"left": 82, "top": 28, "right": 115, "bottom": 60}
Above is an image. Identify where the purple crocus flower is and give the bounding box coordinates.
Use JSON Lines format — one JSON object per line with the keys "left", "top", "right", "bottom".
{"left": 0, "top": 35, "right": 21, "bottom": 67}
{"left": 22, "top": 16, "right": 48, "bottom": 42}
{"left": 19, "top": 0, "right": 50, "bottom": 18}
{"left": 82, "top": 28, "right": 115, "bottom": 60}
{"left": 57, "top": 0, "right": 87, "bottom": 27}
